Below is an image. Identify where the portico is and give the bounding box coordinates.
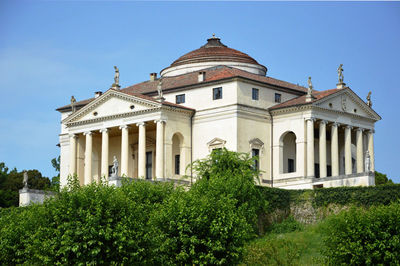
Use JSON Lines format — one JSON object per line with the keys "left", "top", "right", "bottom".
{"left": 270, "top": 87, "right": 380, "bottom": 189}
{"left": 62, "top": 89, "right": 193, "bottom": 186}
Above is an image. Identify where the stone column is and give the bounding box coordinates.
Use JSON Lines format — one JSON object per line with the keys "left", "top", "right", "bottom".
{"left": 120, "top": 125, "right": 130, "bottom": 177}
{"left": 306, "top": 118, "right": 315, "bottom": 177}
{"left": 155, "top": 120, "right": 165, "bottom": 180}
{"left": 368, "top": 130, "right": 375, "bottom": 172}
{"left": 319, "top": 120, "right": 327, "bottom": 178}
{"left": 344, "top": 125, "right": 352, "bottom": 175}
{"left": 331, "top": 123, "right": 339, "bottom": 176}
{"left": 69, "top": 134, "right": 77, "bottom": 176}
{"left": 100, "top": 128, "right": 109, "bottom": 178}
{"left": 356, "top": 128, "right": 364, "bottom": 173}
{"left": 84, "top": 131, "right": 93, "bottom": 185}
{"left": 137, "top": 122, "right": 146, "bottom": 179}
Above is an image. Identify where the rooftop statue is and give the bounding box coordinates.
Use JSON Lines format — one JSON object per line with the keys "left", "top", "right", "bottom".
{"left": 337, "top": 64, "right": 344, "bottom": 84}
{"left": 70, "top": 96, "right": 76, "bottom": 112}
{"left": 366, "top": 91, "right": 372, "bottom": 107}
{"left": 114, "top": 66, "right": 119, "bottom": 85}
{"left": 307, "top": 76, "right": 313, "bottom": 95}
{"left": 157, "top": 79, "right": 163, "bottom": 98}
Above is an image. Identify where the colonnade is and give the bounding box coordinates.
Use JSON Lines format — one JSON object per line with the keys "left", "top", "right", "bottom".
{"left": 305, "top": 118, "right": 374, "bottom": 178}
{"left": 68, "top": 120, "right": 166, "bottom": 184}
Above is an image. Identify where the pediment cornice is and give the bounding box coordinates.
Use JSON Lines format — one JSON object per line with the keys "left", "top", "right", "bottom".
{"left": 315, "top": 88, "right": 380, "bottom": 121}
{"left": 63, "top": 89, "right": 162, "bottom": 125}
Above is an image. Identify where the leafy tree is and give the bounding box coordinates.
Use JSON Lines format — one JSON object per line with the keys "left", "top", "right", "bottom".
{"left": 375, "top": 171, "right": 394, "bottom": 185}
{"left": 0, "top": 162, "right": 51, "bottom": 208}
{"left": 50, "top": 156, "right": 60, "bottom": 191}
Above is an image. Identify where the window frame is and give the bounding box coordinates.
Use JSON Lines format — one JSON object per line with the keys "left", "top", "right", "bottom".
{"left": 252, "top": 88, "right": 259, "bottom": 100}
{"left": 176, "top": 94, "right": 185, "bottom": 104}
{"left": 275, "top": 93, "right": 282, "bottom": 103}
{"left": 175, "top": 154, "right": 180, "bottom": 175}
{"left": 213, "top": 87, "right": 223, "bottom": 100}
{"left": 252, "top": 148, "right": 260, "bottom": 171}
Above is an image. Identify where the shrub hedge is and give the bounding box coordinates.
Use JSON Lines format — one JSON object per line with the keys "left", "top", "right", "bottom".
{"left": 322, "top": 202, "right": 400, "bottom": 265}
{"left": 259, "top": 184, "right": 400, "bottom": 212}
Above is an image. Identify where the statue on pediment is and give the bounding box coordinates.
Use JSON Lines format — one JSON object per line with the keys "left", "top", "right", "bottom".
{"left": 70, "top": 96, "right": 76, "bottom": 112}
{"left": 366, "top": 91, "right": 372, "bottom": 107}
{"left": 157, "top": 79, "right": 163, "bottom": 98}
{"left": 156, "top": 79, "right": 165, "bottom": 102}
{"left": 114, "top": 66, "right": 120, "bottom": 86}
{"left": 307, "top": 76, "right": 313, "bottom": 95}
{"left": 337, "top": 64, "right": 344, "bottom": 84}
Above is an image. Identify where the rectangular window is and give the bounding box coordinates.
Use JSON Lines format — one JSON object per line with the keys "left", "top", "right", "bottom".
{"left": 252, "top": 88, "right": 259, "bottom": 100}
{"left": 315, "top": 163, "right": 320, "bottom": 178}
{"left": 252, "top": 148, "right": 260, "bottom": 170}
{"left": 275, "top": 93, "right": 281, "bottom": 103}
{"left": 288, "top": 159, "right": 295, "bottom": 173}
{"left": 327, "top": 165, "right": 332, "bottom": 177}
{"left": 175, "top": 154, "right": 180, "bottom": 175}
{"left": 213, "top": 87, "right": 222, "bottom": 100}
{"left": 176, "top": 94, "right": 185, "bottom": 104}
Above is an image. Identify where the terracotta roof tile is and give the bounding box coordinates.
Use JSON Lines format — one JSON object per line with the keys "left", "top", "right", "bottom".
{"left": 122, "top": 66, "right": 308, "bottom": 95}
{"left": 56, "top": 89, "right": 194, "bottom": 112}
{"left": 269, "top": 88, "right": 341, "bottom": 110}
{"left": 57, "top": 66, "right": 307, "bottom": 112}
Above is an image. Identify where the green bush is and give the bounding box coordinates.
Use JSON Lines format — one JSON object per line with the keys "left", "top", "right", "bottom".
{"left": 0, "top": 180, "right": 174, "bottom": 264}
{"left": 150, "top": 148, "right": 264, "bottom": 265}
{"left": 0, "top": 149, "right": 264, "bottom": 264}
{"left": 322, "top": 202, "right": 400, "bottom": 265}
{"left": 192, "top": 149, "right": 264, "bottom": 230}
{"left": 313, "top": 184, "right": 400, "bottom": 207}
{"left": 152, "top": 189, "right": 253, "bottom": 265}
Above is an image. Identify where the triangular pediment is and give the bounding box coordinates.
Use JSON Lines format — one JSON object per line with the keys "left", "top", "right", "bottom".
{"left": 314, "top": 88, "right": 381, "bottom": 121}
{"left": 64, "top": 89, "right": 161, "bottom": 125}
{"left": 207, "top": 137, "right": 226, "bottom": 151}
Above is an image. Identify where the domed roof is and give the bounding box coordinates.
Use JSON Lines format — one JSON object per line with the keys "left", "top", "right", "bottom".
{"left": 171, "top": 35, "right": 260, "bottom": 67}
{"left": 161, "top": 35, "right": 267, "bottom": 77}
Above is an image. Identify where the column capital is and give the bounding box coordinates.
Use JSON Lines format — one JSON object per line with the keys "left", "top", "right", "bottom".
{"left": 356, "top": 127, "right": 364, "bottom": 132}
{"left": 119, "top": 124, "right": 130, "bottom": 130}
{"left": 305, "top": 117, "right": 316, "bottom": 122}
{"left": 83, "top": 131, "right": 92, "bottom": 136}
{"left": 136, "top": 121, "right": 147, "bottom": 127}
{"left": 368, "top": 129, "right": 375, "bottom": 134}
{"left": 319, "top": 120, "right": 328, "bottom": 125}
{"left": 331, "top": 122, "right": 341, "bottom": 127}
{"left": 154, "top": 119, "right": 167, "bottom": 124}
{"left": 99, "top": 128, "right": 109, "bottom": 133}
{"left": 69, "top": 133, "right": 77, "bottom": 139}
{"left": 345, "top": 125, "right": 353, "bottom": 130}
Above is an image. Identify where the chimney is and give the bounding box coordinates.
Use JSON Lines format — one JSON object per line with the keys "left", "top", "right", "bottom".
{"left": 198, "top": 71, "right": 206, "bottom": 82}
{"left": 95, "top": 91, "right": 102, "bottom": 98}
{"left": 150, "top": 73, "right": 157, "bottom": 82}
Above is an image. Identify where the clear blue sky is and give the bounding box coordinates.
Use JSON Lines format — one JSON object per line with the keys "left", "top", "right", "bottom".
{"left": 0, "top": 1, "right": 399, "bottom": 182}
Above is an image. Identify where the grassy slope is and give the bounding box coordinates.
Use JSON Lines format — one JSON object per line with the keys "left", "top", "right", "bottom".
{"left": 240, "top": 224, "right": 325, "bottom": 266}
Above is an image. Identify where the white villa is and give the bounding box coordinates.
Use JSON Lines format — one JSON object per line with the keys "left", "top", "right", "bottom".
{"left": 57, "top": 35, "right": 380, "bottom": 189}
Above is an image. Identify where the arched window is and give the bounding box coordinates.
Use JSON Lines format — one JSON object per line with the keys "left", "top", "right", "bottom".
{"left": 281, "top": 132, "right": 297, "bottom": 173}
{"left": 172, "top": 133, "right": 184, "bottom": 175}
